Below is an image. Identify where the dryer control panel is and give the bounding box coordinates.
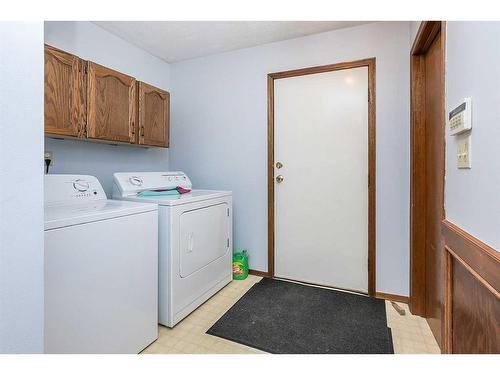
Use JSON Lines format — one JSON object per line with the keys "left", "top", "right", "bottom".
{"left": 45, "top": 174, "right": 106, "bottom": 206}
{"left": 113, "top": 171, "right": 193, "bottom": 197}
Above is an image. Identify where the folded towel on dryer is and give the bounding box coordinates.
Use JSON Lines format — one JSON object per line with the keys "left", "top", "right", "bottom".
{"left": 138, "top": 187, "right": 192, "bottom": 196}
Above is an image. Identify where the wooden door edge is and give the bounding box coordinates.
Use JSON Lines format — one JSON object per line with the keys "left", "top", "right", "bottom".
{"left": 409, "top": 21, "right": 446, "bottom": 318}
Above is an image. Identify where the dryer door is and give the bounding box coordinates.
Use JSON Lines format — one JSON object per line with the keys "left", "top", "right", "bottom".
{"left": 179, "top": 202, "right": 230, "bottom": 278}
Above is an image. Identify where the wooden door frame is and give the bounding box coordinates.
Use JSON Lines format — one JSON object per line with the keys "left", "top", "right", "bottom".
{"left": 266, "top": 58, "right": 376, "bottom": 296}
{"left": 409, "top": 21, "right": 446, "bottom": 317}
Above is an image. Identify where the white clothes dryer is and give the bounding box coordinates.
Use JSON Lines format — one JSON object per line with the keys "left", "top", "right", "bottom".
{"left": 112, "top": 172, "right": 232, "bottom": 327}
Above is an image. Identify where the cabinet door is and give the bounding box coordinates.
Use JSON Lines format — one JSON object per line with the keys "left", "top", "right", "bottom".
{"left": 87, "top": 62, "right": 136, "bottom": 143}
{"left": 138, "top": 82, "right": 170, "bottom": 147}
{"left": 44, "top": 45, "right": 86, "bottom": 137}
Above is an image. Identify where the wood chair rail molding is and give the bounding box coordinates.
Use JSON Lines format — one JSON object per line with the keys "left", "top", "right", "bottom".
{"left": 442, "top": 220, "right": 500, "bottom": 292}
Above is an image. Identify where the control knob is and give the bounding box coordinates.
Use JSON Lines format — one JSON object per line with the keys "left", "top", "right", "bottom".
{"left": 73, "top": 179, "right": 90, "bottom": 192}
{"left": 129, "top": 176, "right": 143, "bottom": 186}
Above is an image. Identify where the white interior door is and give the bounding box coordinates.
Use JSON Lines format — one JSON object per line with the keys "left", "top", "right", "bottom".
{"left": 274, "top": 66, "right": 369, "bottom": 293}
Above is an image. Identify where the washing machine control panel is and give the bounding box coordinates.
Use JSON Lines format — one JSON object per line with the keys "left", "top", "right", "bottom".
{"left": 129, "top": 176, "right": 144, "bottom": 186}
{"left": 45, "top": 175, "right": 106, "bottom": 206}
{"left": 113, "top": 171, "right": 192, "bottom": 197}
{"left": 73, "top": 179, "right": 90, "bottom": 192}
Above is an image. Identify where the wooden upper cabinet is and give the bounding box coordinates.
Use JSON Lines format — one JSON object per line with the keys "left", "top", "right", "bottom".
{"left": 87, "top": 62, "right": 136, "bottom": 143}
{"left": 44, "top": 44, "right": 86, "bottom": 137}
{"left": 44, "top": 45, "right": 169, "bottom": 147}
{"left": 138, "top": 82, "right": 170, "bottom": 147}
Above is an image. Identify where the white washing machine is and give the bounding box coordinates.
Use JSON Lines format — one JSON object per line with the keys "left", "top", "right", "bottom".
{"left": 112, "top": 171, "right": 232, "bottom": 327}
{"left": 44, "top": 174, "right": 159, "bottom": 353}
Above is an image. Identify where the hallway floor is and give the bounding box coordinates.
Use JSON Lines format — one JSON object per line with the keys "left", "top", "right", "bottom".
{"left": 141, "top": 275, "right": 440, "bottom": 354}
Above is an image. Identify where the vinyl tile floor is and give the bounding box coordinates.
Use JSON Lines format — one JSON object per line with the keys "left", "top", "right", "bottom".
{"left": 141, "top": 275, "right": 440, "bottom": 354}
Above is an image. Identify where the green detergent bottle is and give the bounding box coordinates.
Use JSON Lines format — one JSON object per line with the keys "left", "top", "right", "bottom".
{"left": 232, "top": 250, "right": 249, "bottom": 280}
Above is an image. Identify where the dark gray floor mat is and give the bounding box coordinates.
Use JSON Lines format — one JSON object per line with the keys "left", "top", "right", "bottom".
{"left": 207, "top": 278, "right": 394, "bottom": 354}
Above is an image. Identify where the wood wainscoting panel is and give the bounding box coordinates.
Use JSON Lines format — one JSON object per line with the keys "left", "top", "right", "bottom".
{"left": 451, "top": 258, "right": 500, "bottom": 353}
{"left": 442, "top": 220, "right": 500, "bottom": 354}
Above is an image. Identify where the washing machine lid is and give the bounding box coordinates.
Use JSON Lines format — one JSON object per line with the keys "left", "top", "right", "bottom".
{"left": 45, "top": 200, "right": 157, "bottom": 230}
{"left": 116, "top": 189, "right": 231, "bottom": 207}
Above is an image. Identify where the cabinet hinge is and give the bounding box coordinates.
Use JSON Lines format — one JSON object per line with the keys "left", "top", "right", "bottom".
{"left": 227, "top": 208, "right": 230, "bottom": 217}
{"left": 227, "top": 238, "right": 230, "bottom": 248}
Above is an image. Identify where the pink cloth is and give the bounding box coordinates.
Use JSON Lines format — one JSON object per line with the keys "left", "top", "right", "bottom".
{"left": 176, "top": 186, "right": 191, "bottom": 194}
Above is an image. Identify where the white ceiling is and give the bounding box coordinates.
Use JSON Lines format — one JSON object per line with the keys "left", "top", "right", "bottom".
{"left": 94, "top": 21, "right": 372, "bottom": 63}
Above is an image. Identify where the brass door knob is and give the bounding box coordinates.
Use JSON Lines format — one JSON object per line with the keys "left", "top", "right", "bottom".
{"left": 276, "top": 175, "right": 284, "bottom": 183}
{"left": 275, "top": 161, "right": 283, "bottom": 169}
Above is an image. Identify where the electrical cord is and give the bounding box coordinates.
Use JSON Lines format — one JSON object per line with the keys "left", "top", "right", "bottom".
{"left": 45, "top": 158, "right": 51, "bottom": 174}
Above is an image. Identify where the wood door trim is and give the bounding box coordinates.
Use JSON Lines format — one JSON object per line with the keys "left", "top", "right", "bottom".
{"left": 375, "top": 292, "right": 409, "bottom": 304}
{"left": 268, "top": 58, "right": 377, "bottom": 80}
{"left": 249, "top": 269, "right": 271, "bottom": 278}
{"left": 441, "top": 219, "right": 500, "bottom": 353}
{"left": 409, "top": 21, "right": 446, "bottom": 317}
{"left": 411, "top": 21, "right": 442, "bottom": 55}
{"left": 267, "top": 73, "right": 275, "bottom": 280}
{"left": 267, "top": 58, "right": 377, "bottom": 296}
